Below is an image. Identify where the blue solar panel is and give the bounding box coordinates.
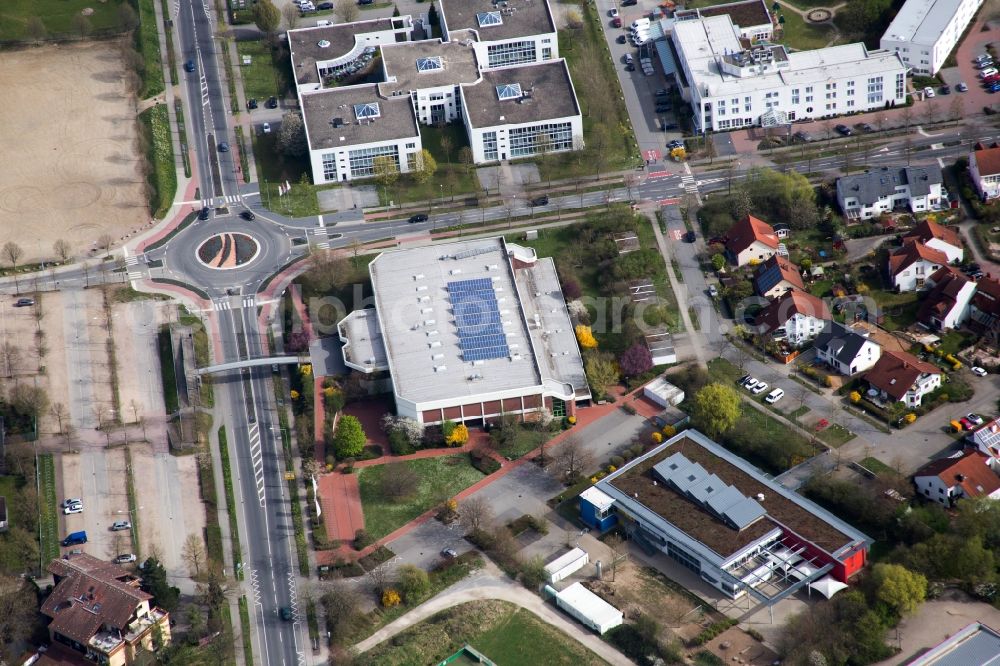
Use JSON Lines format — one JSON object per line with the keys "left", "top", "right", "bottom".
{"left": 448, "top": 279, "right": 509, "bottom": 361}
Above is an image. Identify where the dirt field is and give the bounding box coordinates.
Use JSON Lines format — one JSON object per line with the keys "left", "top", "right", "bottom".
{"left": 0, "top": 42, "right": 148, "bottom": 263}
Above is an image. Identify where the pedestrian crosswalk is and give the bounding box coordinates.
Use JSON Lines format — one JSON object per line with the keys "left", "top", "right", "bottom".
{"left": 212, "top": 295, "right": 256, "bottom": 311}
{"left": 200, "top": 195, "right": 241, "bottom": 208}
{"left": 680, "top": 172, "right": 699, "bottom": 195}
{"left": 127, "top": 272, "right": 143, "bottom": 280}
{"left": 124, "top": 256, "right": 140, "bottom": 267}
{"left": 314, "top": 242, "right": 330, "bottom": 249}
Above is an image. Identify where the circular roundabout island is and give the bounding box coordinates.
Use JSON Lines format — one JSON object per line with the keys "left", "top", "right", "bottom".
{"left": 197, "top": 232, "right": 261, "bottom": 269}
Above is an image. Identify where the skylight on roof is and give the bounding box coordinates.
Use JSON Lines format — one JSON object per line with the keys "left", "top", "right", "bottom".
{"left": 477, "top": 11, "right": 503, "bottom": 27}
{"left": 353, "top": 103, "right": 381, "bottom": 120}
{"left": 416, "top": 56, "right": 443, "bottom": 72}
{"left": 496, "top": 83, "right": 522, "bottom": 100}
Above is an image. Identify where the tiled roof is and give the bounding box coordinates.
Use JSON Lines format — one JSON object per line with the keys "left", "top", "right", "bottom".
{"left": 915, "top": 450, "right": 1000, "bottom": 500}
{"left": 888, "top": 240, "right": 949, "bottom": 277}
{"left": 725, "top": 215, "right": 779, "bottom": 256}
{"left": 863, "top": 349, "right": 940, "bottom": 402}
{"left": 755, "top": 289, "right": 830, "bottom": 333}
{"left": 973, "top": 145, "right": 1000, "bottom": 178}
{"left": 836, "top": 165, "right": 942, "bottom": 207}
{"left": 972, "top": 275, "right": 1000, "bottom": 318}
{"left": 812, "top": 321, "right": 873, "bottom": 366}
{"left": 903, "top": 219, "right": 962, "bottom": 250}
{"left": 918, "top": 267, "right": 971, "bottom": 323}
{"left": 42, "top": 554, "right": 151, "bottom": 646}
{"left": 753, "top": 255, "right": 804, "bottom": 296}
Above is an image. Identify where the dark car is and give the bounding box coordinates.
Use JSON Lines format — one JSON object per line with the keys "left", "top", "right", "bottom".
{"left": 240, "top": 210, "right": 256, "bottom": 221}
{"left": 247, "top": 98, "right": 258, "bottom": 110}
{"left": 14, "top": 298, "right": 34, "bottom": 307}
{"left": 198, "top": 207, "right": 210, "bottom": 221}
{"left": 622, "top": 0, "right": 637, "bottom": 5}
{"left": 218, "top": 142, "right": 230, "bottom": 152}
{"left": 183, "top": 60, "right": 196, "bottom": 73}
{"left": 667, "top": 139, "right": 685, "bottom": 149}
{"left": 986, "top": 106, "right": 998, "bottom": 115}
{"left": 835, "top": 124, "right": 852, "bottom": 136}
{"left": 317, "top": 1, "right": 333, "bottom": 7}
{"left": 279, "top": 607, "right": 293, "bottom": 621}
{"left": 859, "top": 123, "right": 875, "bottom": 133}
{"left": 655, "top": 89, "right": 669, "bottom": 97}
{"left": 266, "top": 96, "right": 278, "bottom": 109}
{"left": 940, "top": 85, "right": 951, "bottom": 95}
{"left": 625, "top": 62, "right": 635, "bottom": 71}
{"left": 611, "top": 17, "right": 622, "bottom": 27}
{"left": 683, "top": 231, "right": 696, "bottom": 243}
{"left": 358, "top": 0, "right": 374, "bottom": 4}
{"left": 408, "top": 213, "right": 429, "bottom": 223}
{"left": 530, "top": 195, "right": 549, "bottom": 206}
{"left": 616, "top": 34, "right": 627, "bottom": 44}
{"left": 792, "top": 130, "right": 813, "bottom": 142}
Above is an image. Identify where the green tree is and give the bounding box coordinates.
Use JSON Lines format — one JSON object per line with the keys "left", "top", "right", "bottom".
{"left": 140, "top": 557, "right": 181, "bottom": 611}
{"left": 392, "top": 4, "right": 400, "bottom": 17}
{"left": 253, "top": 0, "right": 281, "bottom": 37}
{"left": 690, "top": 383, "right": 740, "bottom": 438}
{"left": 711, "top": 253, "right": 725, "bottom": 271}
{"left": 870, "top": 563, "right": 926, "bottom": 615}
{"left": 411, "top": 149, "right": 438, "bottom": 184}
{"left": 373, "top": 155, "right": 400, "bottom": 200}
{"left": 584, "top": 354, "right": 620, "bottom": 399}
{"left": 397, "top": 564, "right": 430, "bottom": 603}
{"left": 277, "top": 112, "right": 309, "bottom": 157}
{"left": 333, "top": 415, "right": 366, "bottom": 458}
{"left": 742, "top": 167, "right": 818, "bottom": 230}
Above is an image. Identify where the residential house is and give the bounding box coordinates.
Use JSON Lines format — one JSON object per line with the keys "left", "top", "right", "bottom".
{"left": 835, "top": 165, "right": 943, "bottom": 220}
{"left": 969, "top": 417, "right": 1000, "bottom": 460}
{"left": 970, "top": 143, "right": 1000, "bottom": 201}
{"left": 902, "top": 219, "right": 963, "bottom": 263}
{"left": 969, "top": 274, "right": 1000, "bottom": 343}
{"left": 724, "top": 215, "right": 779, "bottom": 267}
{"left": 40, "top": 553, "right": 171, "bottom": 666}
{"left": 887, "top": 241, "right": 948, "bottom": 292}
{"left": 917, "top": 266, "right": 976, "bottom": 330}
{"left": 812, "top": 321, "right": 882, "bottom": 376}
{"left": 755, "top": 289, "right": 831, "bottom": 346}
{"left": 753, "top": 255, "right": 804, "bottom": 299}
{"left": 913, "top": 450, "right": 1000, "bottom": 507}
{"left": 863, "top": 349, "right": 942, "bottom": 407}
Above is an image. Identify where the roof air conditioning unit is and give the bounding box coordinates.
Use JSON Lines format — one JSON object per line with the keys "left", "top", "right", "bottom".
{"left": 756, "top": 493, "right": 765, "bottom": 501}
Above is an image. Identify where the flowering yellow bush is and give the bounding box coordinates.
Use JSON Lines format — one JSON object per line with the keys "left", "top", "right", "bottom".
{"left": 300, "top": 364, "right": 312, "bottom": 376}
{"left": 575, "top": 325, "right": 598, "bottom": 349}
{"left": 662, "top": 425, "right": 676, "bottom": 438}
{"left": 590, "top": 476, "right": 599, "bottom": 484}
{"left": 290, "top": 389, "right": 300, "bottom": 400}
{"left": 606, "top": 464, "right": 617, "bottom": 473}
{"left": 651, "top": 431, "right": 663, "bottom": 444}
{"left": 904, "top": 413, "right": 917, "bottom": 424}
{"left": 446, "top": 498, "right": 458, "bottom": 513}
{"left": 382, "top": 589, "right": 401, "bottom": 608}
{"left": 824, "top": 374, "right": 834, "bottom": 388}
{"left": 567, "top": 415, "right": 577, "bottom": 425}
{"left": 849, "top": 391, "right": 861, "bottom": 404}
{"left": 445, "top": 423, "right": 469, "bottom": 446}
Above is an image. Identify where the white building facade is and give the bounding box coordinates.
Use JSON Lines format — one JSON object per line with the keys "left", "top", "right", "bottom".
{"left": 836, "top": 166, "right": 944, "bottom": 220}
{"left": 670, "top": 16, "right": 907, "bottom": 132}
{"left": 880, "top": 0, "right": 985, "bottom": 75}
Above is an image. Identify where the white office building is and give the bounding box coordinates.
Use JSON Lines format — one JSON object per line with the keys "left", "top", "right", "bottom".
{"left": 670, "top": 15, "right": 908, "bottom": 132}
{"left": 880, "top": 0, "right": 985, "bottom": 75}
{"left": 438, "top": 0, "right": 560, "bottom": 68}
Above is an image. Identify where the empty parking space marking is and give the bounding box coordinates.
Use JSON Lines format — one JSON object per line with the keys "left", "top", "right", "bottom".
{"left": 248, "top": 422, "right": 265, "bottom": 506}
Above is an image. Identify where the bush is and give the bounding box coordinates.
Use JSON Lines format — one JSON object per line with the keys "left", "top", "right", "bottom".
{"left": 610, "top": 455, "right": 625, "bottom": 467}
{"left": 398, "top": 564, "right": 430, "bottom": 603}
{"left": 388, "top": 429, "right": 415, "bottom": 456}
{"left": 621, "top": 449, "right": 635, "bottom": 462}
{"left": 629, "top": 443, "right": 644, "bottom": 457}
{"left": 381, "top": 589, "right": 401, "bottom": 608}
{"left": 353, "top": 529, "right": 374, "bottom": 550}
{"left": 691, "top": 619, "right": 737, "bottom": 646}
{"left": 606, "top": 623, "right": 667, "bottom": 666}
{"left": 651, "top": 431, "right": 663, "bottom": 443}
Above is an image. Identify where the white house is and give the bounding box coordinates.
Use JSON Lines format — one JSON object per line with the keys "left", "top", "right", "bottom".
{"left": 902, "top": 219, "right": 964, "bottom": 264}
{"left": 970, "top": 145, "right": 1000, "bottom": 200}
{"left": 917, "top": 266, "right": 976, "bottom": 330}
{"left": 836, "top": 165, "right": 944, "bottom": 220}
{"left": 755, "top": 289, "right": 831, "bottom": 347}
{"left": 725, "top": 215, "right": 779, "bottom": 267}
{"left": 812, "top": 322, "right": 882, "bottom": 376}
{"left": 672, "top": 0, "right": 774, "bottom": 42}
{"left": 864, "top": 350, "right": 942, "bottom": 407}
{"left": 914, "top": 450, "right": 1000, "bottom": 507}
{"left": 669, "top": 14, "right": 907, "bottom": 132}
{"left": 438, "top": 0, "right": 560, "bottom": 68}
{"left": 880, "top": 0, "right": 985, "bottom": 75}
{"left": 888, "top": 241, "right": 949, "bottom": 292}
{"left": 461, "top": 60, "right": 583, "bottom": 163}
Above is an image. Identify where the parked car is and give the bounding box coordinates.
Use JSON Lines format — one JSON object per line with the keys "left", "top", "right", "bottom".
{"left": 924, "top": 86, "right": 936, "bottom": 97}
{"left": 198, "top": 207, "right": 210, "bottom": 221}
{"left": 683, "top": 230, "right": 696, "bottom": 243}
{"left": 609, "top": 8, "right": 619, "bottom": 17}
{"left": 968, "top": 413, "right": 986, "bottom": 426}
{"left": 708, "top": 284, "right": 719, "bottom": 298}
{"left": 667, "top": 139, "right": 685, "bottom": 149}
{"left": 977, "top": 59, "right": 996, "bottom": 69}
{"left": 858, "top": 123, "right": 874, "bottom": 133}
{"left": 765, "top": 388, "right": 784, "bottom": 404}
{"left": 262, "top": 122, "right": 271, "bottom": 134}
{"left": 14, "top": 298, "right": 34, "bottom": 307}
{"left": 655, "top": 103, "right": 671, "bottom": 113}
{"left": 616, "top": 34, "right": 627, "bottom": 44}
{"left": 957, "top": 82, "right": 969, "bottom": 92}
{"left": 530, "top": 195, "right": 549, "bottom": 206}
{"left": 441, "top": 547, "right": 458, "bottom": 559}
{"left": 973, "top": 366, "right": 989, "bottom": 377}
{"left": 240, "top": 210, "right": 255, "bottom": 221}
{"left": 980, "top": 68, "right": 998, "bottom": 78}
{"left": 661, "top": 122, "right": 678, "bottom": 131}
{"left": 114, "top": 554, "right": 137, "bottom": 564}
{"left": 62, "top": 531, "right": 87, "bottom": 547}
{"left": 985, "top": 106, "right": 998, "bottom": 115}
{"left": 835, "top": 124, "right": 852, "bottom": 136}
{"left": 183, "top": 60, "right": 196, "bottom": 73}
{"left": 622, "top": 0, "right": 637, "bottom": 5}
{"left": 793, "top": 130, "right": 813, "bottom": 142}
{"left": 960, "top": 417, "right": 975, "bottom": 430}
{"left": 989, "top": 83, "right": 1000, "bottom": 93}
{"left": 408, "top": 213, "right": 429, "bottom": 223}
{"left": 612, "top": 17, "right": 622, "bottom": 27}
{"left": 63, "top": 503, "right": 83, "bottom": 515}
{"left": 247, "top": 98, "right": 258, "bottom": 110}
{"left": 655, "top": 89, "right": 669, "bottom": 98}
{"left": 62, "top": 498, "right": 82, "bottom": 508}
{"left": 975, "top": 53, "right": 992, "bottom": 63}
{"left": 743, "top": 377, "right": 760, "bottom": 391}
{"left": 111, "top": 520, "right": 131, "bottom": 531}
{"left": 940, "top": 85, "right": 951, "bottom": 95}
{"left": 752, "top": 382, "right": 769, "bottom": 395}
{"left": 266, "top": 96, "right": 278, "bottom": 109}
{"left": 625, "top": 62, "right": 635, "bottom": 71}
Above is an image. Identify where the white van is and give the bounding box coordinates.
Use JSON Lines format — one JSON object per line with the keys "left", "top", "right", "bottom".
{"left": 765, "top": 388, "right": 784, "bottom": 404}
{"left": 631, "top": 18, "right": 650, "bottom": 29}
{"left": 316, "top": 19, "right": 332, "bottom": 26}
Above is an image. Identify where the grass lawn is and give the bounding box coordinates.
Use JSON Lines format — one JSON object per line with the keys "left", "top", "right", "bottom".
{"left": 138, "top": 104, "right": 177, "bottom": 219}
{"left": 817, "top": 423, "right": 855, "bottom": 448}
{"left": 357, "top": 455, "right": 485, "bottom": 540}
{"left": 937, "top": 330, "right": 974, "bottom": 355}
{"left": 860, "top": 276, "right": 920, "bottom": 330}
{"left": 358, "top": 600, "right": 606, "bottom": 666}
{"left": 376, "top": 124, "right": 479, "bottom": 205}
{"left": 497, "top": 427, "right": 553, "bottom": 459}
{"left": 789, "top": 405, "right": 810, "bottom": 421}
{"left": 236, "top": 39, "right": 292, "bottom": 101}
{"left": 137, "top": 0, "right": 165, "bottom": 99}
{"left": 859, "top": 456, "right": 894, "bottom": 476}
{"left": 38, "top": 454, "right": 60, "bottom": 565}
{"left": 0, "top": 0, "right": 126, "bottom": 41}
{"left": 252, "top": 132, "right": 321, "bottom": 216}
{"left": 775, "top": 10, "right": 838, "bottom": 51}
{"left": 217, "top": 427, "right": 242, "bottom": 576}
{"left": 707, "top": 357, "right": 745, "bottom": 385}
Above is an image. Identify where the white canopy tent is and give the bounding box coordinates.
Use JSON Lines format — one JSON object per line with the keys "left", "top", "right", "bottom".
{"left": 808, "top": 576, "right": 849, "bottom": 599}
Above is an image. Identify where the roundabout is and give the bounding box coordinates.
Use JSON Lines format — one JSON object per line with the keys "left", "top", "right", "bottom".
{"left": 197, "top": 232, "right": 261, "bottom": 269}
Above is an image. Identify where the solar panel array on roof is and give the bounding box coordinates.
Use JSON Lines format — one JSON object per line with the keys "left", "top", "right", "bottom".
{"left": 653, "top": 453, "right": 767, "bottom": 530}
{"left": 447, "top": 278, "right": 510, "bottom": 361}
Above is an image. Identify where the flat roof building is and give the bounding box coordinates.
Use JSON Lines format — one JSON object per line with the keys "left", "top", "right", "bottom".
{"left": 880, "top": 0, "right": 985, "bottom": 75}
{"left": 580, "top": 430, "right": 871, "bottom": 601}
{"left": 338, "top": 237, "right": 590, "bottom": 425}
{"left": 438, "top": 0, "right": 559, "bottom": 70}
{"left": 908, "top": 622, "right": 1000, "bottom": 665}
{"left": 670, "top": 15, "right": 907, "bottom": 132}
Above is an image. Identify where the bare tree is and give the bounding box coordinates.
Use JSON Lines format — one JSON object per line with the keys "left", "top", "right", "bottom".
{"left": 0, "top": 342, "right": 17, "bottom": 379}
{"left": 459, "top": 496, "right": 494, "bottom": 533}
{"left": 0, "top": 575, "right": 37, "bottom": 664}
{"left": 112, "top": 531, "right": 128, "bottom": 557}
{"left": 51, "top": 402, "right": 68, "bottom": 435}
{"left": 552, "top": 435, "right": 595, "bottom": 483}
{"left": 72, "top": 13, "right": 93, "bottom": 37}
{"left": 605, "top": 533, "right": 628, "bottom": 582}
{"left": 281, "top": 2, "right": 300, "bottom": 28}
{"left": 182, "top": 533, "right": 206, "bottom": 579}
{"left": 365, "top": 561, "right": 391, "bottom": 597}
{"left": 334, "top": 0, "right": 359, "bottom": 23}
{"left": 439, "top": 134, "right": 454, "bottom": 165}
{"left": 3, "top": 242, "right": 23, "bottom": 293}
{"left": 97, "top": 234, "right": 114, "bottom": 256}
{"left": 53, "top": 239, "right": 72, "bottom": 263}
{"left": 378, "top": 462, "right": 419, "bottom": 501}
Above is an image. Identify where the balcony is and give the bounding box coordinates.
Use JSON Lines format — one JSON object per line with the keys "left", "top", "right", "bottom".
{"left": 89, "top": 629, "right": 123, "bottom": 655}
{"left": 124, "top": 607, "right": 169, "bottom": 644}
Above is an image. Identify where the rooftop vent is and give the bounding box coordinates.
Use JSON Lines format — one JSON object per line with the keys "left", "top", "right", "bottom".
{"left": 756, "top": 493, "right": 765, "bottom": 501}
{"left": 331, "top": 117, "right": 344, "bottom": 128}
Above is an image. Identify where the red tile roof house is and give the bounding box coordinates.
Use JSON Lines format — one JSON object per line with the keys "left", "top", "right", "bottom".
{"left": 969, "top": 274, "right": 1000, "bottom": 344}
{"left": 724, "top": 215, "right": 779, "bottom": 267}
{"left": 887, "top": 240, "right": 949, "bottom": 292}
{"left": 39, "top": 553, "right": 171, "bottom": 666}
{"left": 863, "top": 349, "right": 942, "bottom": 408}
{"left": 754, "top": 289, "right": 831, "bottom": 347}
{"left": 901, "top": 219, "right": 964, "bottom": 264}
{"left": 917, "top": 266, "right": 977, "bottom": 331}
{"left": 753, "top": 255, "right": 804, "bottom": 299}
{"left": 970, "top": 145, "right": 1000, "bottom": 201}
{"left": 913, "top": 450, "right": 1000, "bottom": 507}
